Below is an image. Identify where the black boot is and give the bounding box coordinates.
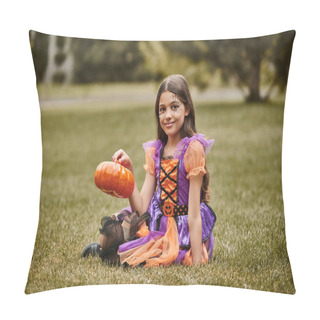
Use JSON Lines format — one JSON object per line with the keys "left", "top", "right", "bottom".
{"left": 81, "top": 242, "right": 101, "bottom": 258}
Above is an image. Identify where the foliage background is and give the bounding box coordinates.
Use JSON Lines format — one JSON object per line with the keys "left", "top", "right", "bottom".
{"left": 30, "top": 30, "right": 294, "bottom": 103}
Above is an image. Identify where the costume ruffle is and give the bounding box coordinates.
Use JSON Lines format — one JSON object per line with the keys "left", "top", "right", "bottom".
{"left": 174, "top": 133, "right": 214, "bottom": 159}
{"left": 186, "top": 167, "right": 207, "bottom": 179}
{"left": 119, "top": 217, "right": 179, "bottom": 267}
{"left": 119, "top": 216, "right": 210, "bottom": 267}
{"left": 143, "top": 139, "right": 162, "bottom": 179}
{"left": 143, "top": 133, "right": 214, "bottom": 156}
{"left": 143, "top": 133, "right": 214, "bottom": 176}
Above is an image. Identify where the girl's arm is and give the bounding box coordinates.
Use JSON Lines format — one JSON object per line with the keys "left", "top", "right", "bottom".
{"left": 129, "top": 171, "right": 155, "bottom": 215}
{"left": 188, "top": 172, "right": 204, "bottom": 265}
{"left": 113, "top": 149, "right": 156, "bottom": 216}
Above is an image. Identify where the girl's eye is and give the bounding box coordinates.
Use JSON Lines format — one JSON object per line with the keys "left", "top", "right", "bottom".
{"left": 159, "top": 107, "right": 166, "bottom": 114}
{"left": 172, "top": 105, "right": 180, "bottom": 112}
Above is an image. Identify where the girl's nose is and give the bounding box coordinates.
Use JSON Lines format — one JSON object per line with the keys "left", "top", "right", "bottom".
{"left": 165, "top": 109, "right": 173, "bottom": 119}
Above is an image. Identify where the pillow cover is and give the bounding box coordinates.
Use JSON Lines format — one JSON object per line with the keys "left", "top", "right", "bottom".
{"left": 25, "top": 30, "right": 295, "bottom": 294}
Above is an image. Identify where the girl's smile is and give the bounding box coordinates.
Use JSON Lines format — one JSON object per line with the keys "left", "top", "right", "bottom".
{"left": 159, "top": 91, "right": 189, "bottom": 141}
{"left": 164, "top": 121, "right": 174, "bottom": 128}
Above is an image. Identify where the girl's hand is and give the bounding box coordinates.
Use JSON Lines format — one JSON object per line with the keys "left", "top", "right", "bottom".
{"left": 112, "top": 149, "right": 134, "bottom": 173}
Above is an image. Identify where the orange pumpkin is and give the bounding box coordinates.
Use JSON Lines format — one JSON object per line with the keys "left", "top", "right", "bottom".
{"left": 94, "top": 161, "right": 134, "bottom": 198}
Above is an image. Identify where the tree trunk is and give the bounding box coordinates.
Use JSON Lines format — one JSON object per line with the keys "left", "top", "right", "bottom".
{"left": 246, "top": 58, "right": 262, "bottom": 102}
{"left": 43, "top": 35, "right": 74, "bottom": 84}
{"left": 43, "top": 35, "right": 57, "bottom": 84}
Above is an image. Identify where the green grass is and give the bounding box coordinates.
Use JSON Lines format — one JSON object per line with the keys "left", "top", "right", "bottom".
{"left": 25, "top": 85, "right": 295, "bottom": 294}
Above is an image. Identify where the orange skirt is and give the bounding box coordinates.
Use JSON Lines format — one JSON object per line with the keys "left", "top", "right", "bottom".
{"left": 118, "top": 217, "right": 209, "bottom": 267}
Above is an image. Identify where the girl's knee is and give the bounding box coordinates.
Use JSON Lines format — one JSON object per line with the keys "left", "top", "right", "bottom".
{"left": 100, "top": 234, "right": 107, "bottom": 250}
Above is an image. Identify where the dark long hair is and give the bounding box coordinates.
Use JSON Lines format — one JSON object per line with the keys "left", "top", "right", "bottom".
{"left": 154, "top": 74, "right": 211, "bottom": 203}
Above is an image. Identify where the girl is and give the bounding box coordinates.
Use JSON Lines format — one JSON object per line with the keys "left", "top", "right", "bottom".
{"left": 82, "top": 74, "right": 216, "bottom": 266}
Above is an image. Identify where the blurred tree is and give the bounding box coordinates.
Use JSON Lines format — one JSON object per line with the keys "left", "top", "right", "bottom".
{"left": 29, "top": 31, "right": 49, "bottom": 83}
{"left": 30, "top": 31, "right": 294, "bottom": 103}
{"left": 202, "top": 31, "right": 295, "bottom": 102}
{"left": 72, "top": 39, "right": 153, "bottom": 83}
{"left": 269, "top": 31, "right": 296, "bottom": 94}
{"left": 142, "top": 31, "right": 295, "bottom": 102}
{"left": 30, "top": 32, "right": 74, "bottom": 84}
{"left": 139, "top": 41, "right": 212, "bottom": 89}
{"left": 207, "top": 36, "right": 270, "bottom": 102}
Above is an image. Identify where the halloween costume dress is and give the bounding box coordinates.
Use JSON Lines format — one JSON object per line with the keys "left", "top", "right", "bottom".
{"left": 118, "top": 133, "right": 216, "bottom": 267}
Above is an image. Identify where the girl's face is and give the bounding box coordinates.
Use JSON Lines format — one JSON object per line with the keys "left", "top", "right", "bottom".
{"left": 158, "top": 91, "right": 189, "bottom": 142}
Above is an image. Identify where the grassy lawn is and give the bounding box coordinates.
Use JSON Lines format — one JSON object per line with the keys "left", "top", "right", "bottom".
{"left": 25, "top": 84, "right": 295, "bottom": 294}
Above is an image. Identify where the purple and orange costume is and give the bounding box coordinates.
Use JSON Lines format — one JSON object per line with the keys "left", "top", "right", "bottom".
{"left": 118, "top": 134, "right": 216, "bottom": 267}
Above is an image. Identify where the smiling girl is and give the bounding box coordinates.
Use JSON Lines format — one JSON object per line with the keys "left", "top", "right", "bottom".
{"left": 82, "top": 74, "right": 216, "bottom": 266}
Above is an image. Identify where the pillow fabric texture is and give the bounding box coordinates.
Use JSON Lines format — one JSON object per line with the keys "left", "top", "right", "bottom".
{"left": 26, "top": 30, "right": 295, "bottom": 294}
